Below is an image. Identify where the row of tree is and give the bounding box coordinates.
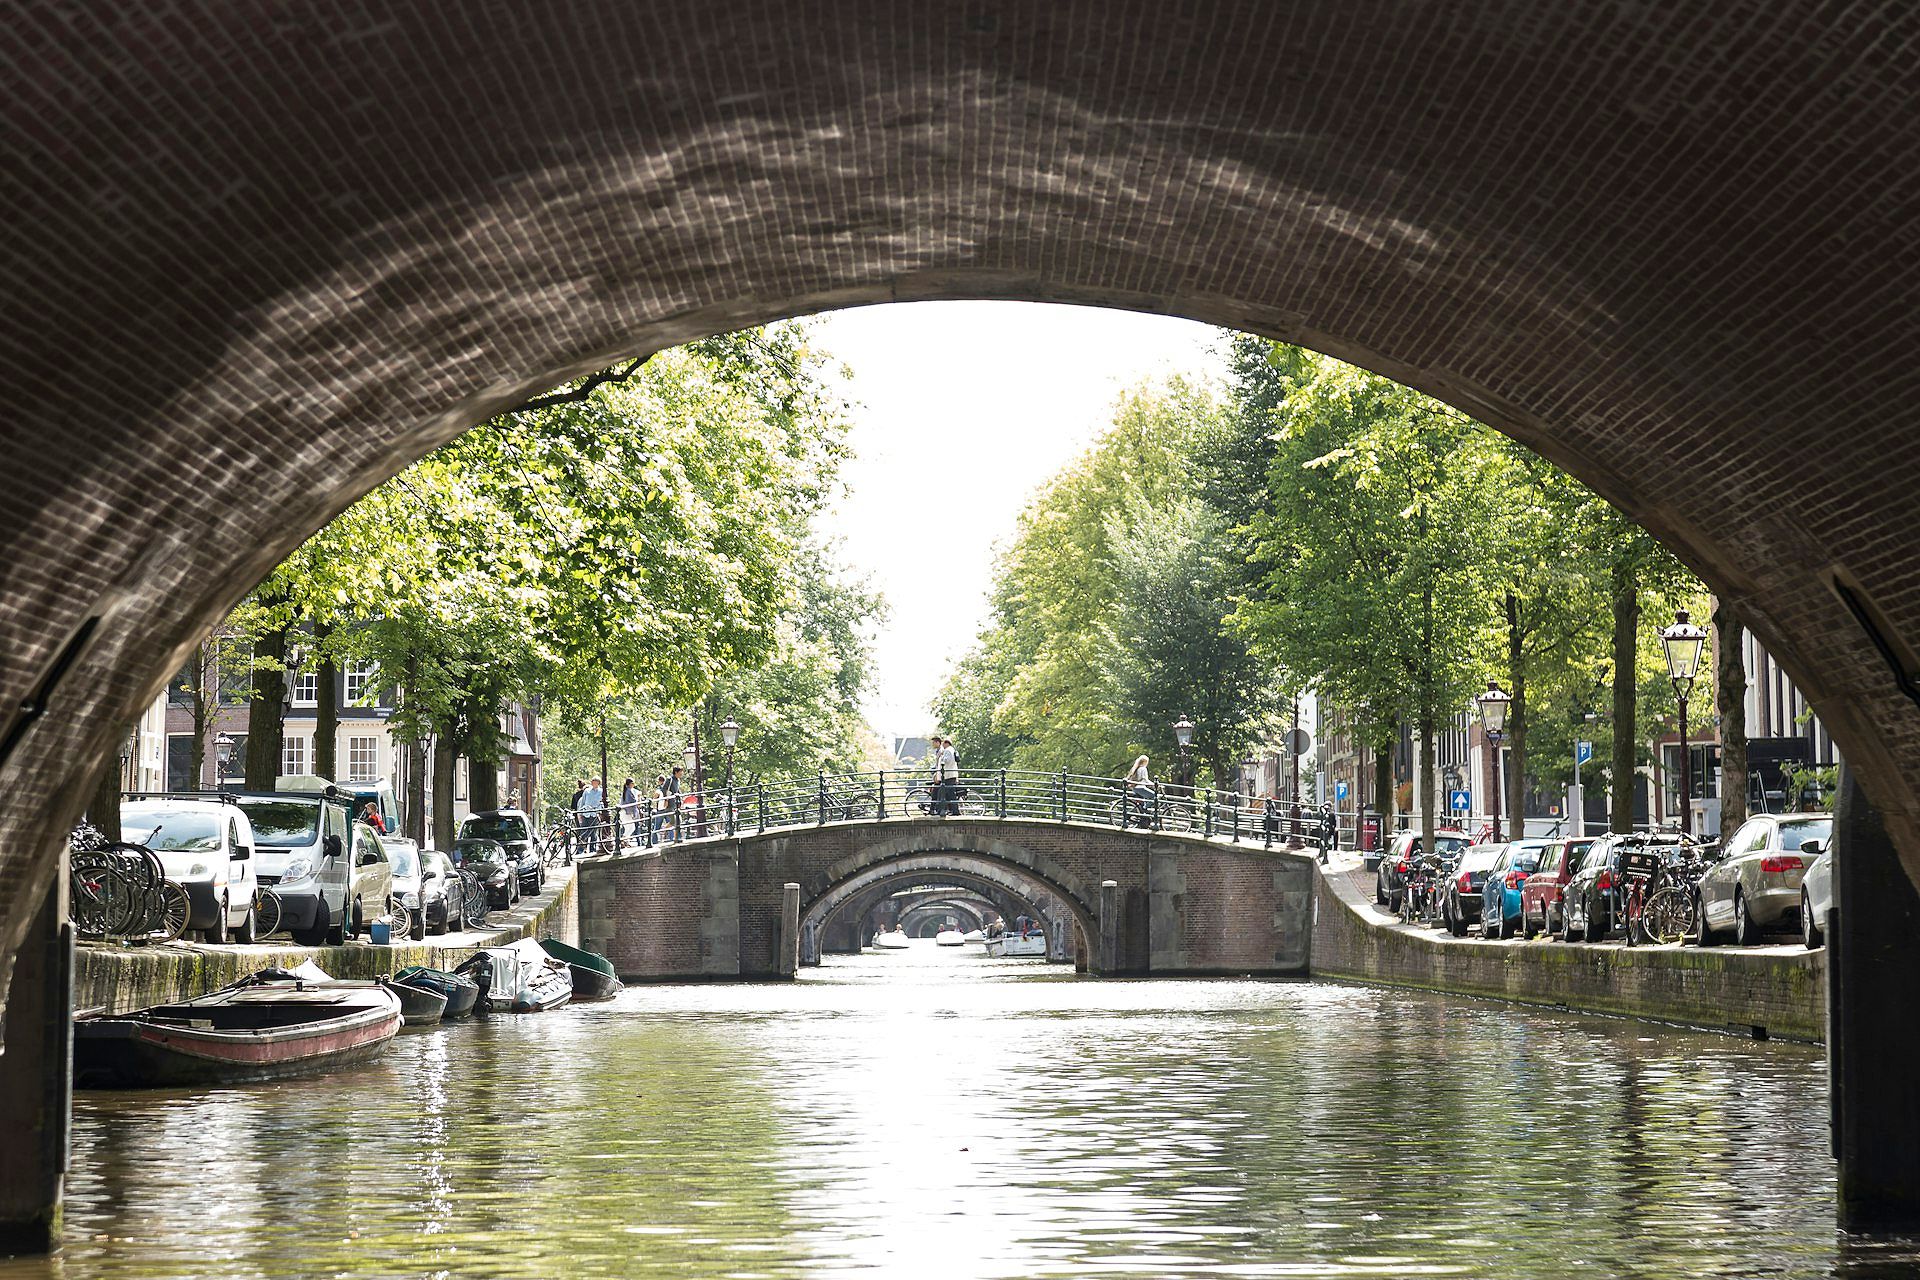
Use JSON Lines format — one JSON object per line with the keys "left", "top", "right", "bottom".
{"left": 153, "top": 326, "right": 881, "bottom": 845}
{"left": 936, "top": 336, "right": 1732, "bottom": 855}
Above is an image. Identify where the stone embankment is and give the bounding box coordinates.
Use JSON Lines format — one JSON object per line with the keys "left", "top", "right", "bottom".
{"left": 75, "top": 868, "right": 579, "bottom": 1016}
{"left": 1309, "top": 857, "right": 1826, "bottom": 1043}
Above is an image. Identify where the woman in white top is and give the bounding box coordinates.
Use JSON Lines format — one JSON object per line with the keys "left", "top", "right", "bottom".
{"left": 1127, "top": 755, "right": 1154, "bottom": 798}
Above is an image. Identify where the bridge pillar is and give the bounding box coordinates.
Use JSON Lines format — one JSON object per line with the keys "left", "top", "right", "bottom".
{"left": 0, "top": 877, "right": 72, "bottom": 1254}
{"left": 1830, "top": 767, "right": 1920, "bottom": 1230}
{"left": 776, "top": 883, "right": 800, "bottom": 978}
{"left": 799, "top": 920, "right": 820, "bottom": 967}
{"left": 1098, "top": 880, "right": 1120, "bottom": 975}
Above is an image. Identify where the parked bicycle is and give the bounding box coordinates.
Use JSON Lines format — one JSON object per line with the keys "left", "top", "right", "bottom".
{"left": 1400, "top": 847, "right": 1445, "bottom": 926}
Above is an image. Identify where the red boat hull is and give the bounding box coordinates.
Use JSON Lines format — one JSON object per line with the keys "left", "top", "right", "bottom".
{"left": 75, "top": 992, "right": 402, "bottom": 1089}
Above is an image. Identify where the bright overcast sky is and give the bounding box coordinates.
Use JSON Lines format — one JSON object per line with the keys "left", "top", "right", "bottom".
{"left": 811, "top": 301, "right": 1228, "bottom": 740}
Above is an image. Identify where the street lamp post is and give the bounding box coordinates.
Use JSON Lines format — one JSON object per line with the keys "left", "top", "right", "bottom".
{"left": 1173, "top": 716, "right": 1194, "bottom": 793}
{"left": 720, "top": 716, "right": 739, "bottom": 835}
{"left": 683, "top": 736, "right": 700, "bottom": 840}
{"left": 214, "top": 731, "right": 237, "bottom": 789}
{"left": 1660, "top": 608, "right": 1709, "bottom": 838}
{"left": 1476, "top": 681, "right": 1511, "bottom": 840}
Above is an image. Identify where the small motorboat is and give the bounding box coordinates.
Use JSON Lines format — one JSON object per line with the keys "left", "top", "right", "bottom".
{"left": 540, "top": 937, "right": 624, "bottom": 1001}
{"left": 280, "top": 959, "right": 446, "bottom": 1027}
{"left": 962, "top": 929, "right": 986, "bottom": 943}
{"left": 871, "top": 928, "right": 910, "bottom": 951}
{"left": 394, "top": 966, "right": 482, "bottom": 1020}
{"left": 460, "top": 940, "right": 574, "bottom": 1012}
{"left": 983, "top": 932, "right": 1048, "bottom": 958}
{"left": 934, "top": 928, "right": 966, "bottom": 947}
{"left": 74, "top": 973, "right": 402, "bottom": 1088}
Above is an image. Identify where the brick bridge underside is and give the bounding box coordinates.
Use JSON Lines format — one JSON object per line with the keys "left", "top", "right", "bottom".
{"left": 8, "top": 0, "right": 1920, "bottom": 1238}
{"left": 577, "top": 819, "right": 1316, "bottom": 980}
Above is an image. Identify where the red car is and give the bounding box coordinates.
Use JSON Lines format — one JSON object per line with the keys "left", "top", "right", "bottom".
{"left": 1519, "top": 837, "right": 1594, "bottom": 938}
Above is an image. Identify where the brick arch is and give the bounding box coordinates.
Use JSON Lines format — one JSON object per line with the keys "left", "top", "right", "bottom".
{"left": 7, "top": 1, "right": 1920, "bottom": 1015}
{"left": 799, "top": 844, "right": 1099, "bottom": 951}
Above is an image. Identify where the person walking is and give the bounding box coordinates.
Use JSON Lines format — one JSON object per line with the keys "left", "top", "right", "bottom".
{"left": 650, "top": 774, "right": 671, "bottom": 845}
{"left": 567, "top": 777, "right": 588, "bottom": 855}
{"left": 580, "top": 776, "right": 605, "bottom": 855}
{"left": 619, "top": 777, "right": 640, "bottom": 849}
{"left": 662, "top": 765, "right": 684, "bottom": 841}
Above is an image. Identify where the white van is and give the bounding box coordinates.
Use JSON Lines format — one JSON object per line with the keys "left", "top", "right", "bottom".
{"left": 120, "top": 797, "right": 260, "bottom": 943}
{"left": 234, "top": 786, "right": 353, "bottom": 946}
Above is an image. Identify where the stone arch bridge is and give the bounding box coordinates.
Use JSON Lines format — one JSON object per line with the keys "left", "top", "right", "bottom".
{"left": 577, "top": 818, "right": 1316, "bottom": 980}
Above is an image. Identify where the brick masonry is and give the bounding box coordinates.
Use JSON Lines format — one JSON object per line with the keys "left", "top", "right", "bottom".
{"left": 579, "top": 818, "right": 1317, "bottom": 979}
{"left": 1310, "top": 860, "right": 1826, "bottom": 1043}
{"left": 5, "top": 2, "right": 1920, "bottom": 1026}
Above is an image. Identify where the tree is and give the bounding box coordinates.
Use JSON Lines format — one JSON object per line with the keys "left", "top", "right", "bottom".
{"left": 1715, "top": 599, "right": 1748, "bottom": 836}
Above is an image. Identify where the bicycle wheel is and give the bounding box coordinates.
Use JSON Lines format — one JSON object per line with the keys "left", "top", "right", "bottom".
{"left": 68, "top": 863, "right": 126, "bottom": 936}
{"left": 253, "top": 888, "right": 283, "bottom": 938}
{"left": 387, "top": 896, "right": 413, "bottom": 938}
{"left": 1643, "top": 886, "right": 1695, "bottom": 946}
{"left": 156, "top": 881, "right": 191, "bottom": 941}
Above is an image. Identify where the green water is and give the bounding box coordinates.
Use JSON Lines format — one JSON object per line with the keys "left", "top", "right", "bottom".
{"left": 13, "top": 944, "right": 1917, "bottom": 1279}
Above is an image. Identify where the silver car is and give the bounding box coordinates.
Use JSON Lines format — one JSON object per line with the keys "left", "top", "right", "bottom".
{"left": 1697, "top": 812, "right": 1832, "bottom": 946}
{"left": 1800, "top": 840, "right": 1833, "bottom": 949}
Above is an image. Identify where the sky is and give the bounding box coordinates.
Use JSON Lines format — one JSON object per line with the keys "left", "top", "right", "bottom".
{"left": 810, "top": 301, "right": 1227, "bottom": 741}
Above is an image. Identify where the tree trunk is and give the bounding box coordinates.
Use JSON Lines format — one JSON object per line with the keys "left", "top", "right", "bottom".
{"left": 86, "top": 749, "right": 122, "bottom": 841}
{"left": 313, "top": 623, "right": 338, "bottom": 780}
{"left": 1715, "top": 598, "right": 1748, "bottom": 839}
{"left": 1372, "top": 735, "right": 1394, "bottom": 826}
{"left": 1418, "top": 714, "right": 1437, "bottom": 855}
{"left": 469, "top": 751, "right": 500, "bottom": 814}
{"left": 1609, "top": 556, "right": 1639, "bottom": 834}
{"left": 188, "top": 641, "right": 210, "bottom": 787}
{"left": 405, "top": 737, "right": 427, "bottom": 846}
{"left": 1505, "top": 591, "right": 1527, "bottom": 840}
{"left": 431, "top": 732, "right": 457, "bottom": 852}
{"left": 243, "top": 623, "right": 289, "bottom": 789}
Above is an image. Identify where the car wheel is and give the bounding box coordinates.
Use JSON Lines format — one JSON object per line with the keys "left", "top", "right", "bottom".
{"left": 294, "top": 906, "right": 328, "bottom": 948}
{"left": 410, "top": 908, "right": 427, "bottom": 942}
{"left": 1375, "top": 870, "right": 1387, "bottom": 906}
{"left": 1696, "top": 899, "right": 1716, "bottom": 946}
{"left": 1734, "top": 889, "right": 1759, "bottom": 946}
{"left": 204, "top": 896, "right": 228, "bottom": 944}
{"left": 1522, "top": 902, "right": 1539, "bottom": 940}
{"left": 234, "top": 900, "right": 257, "bottom": 945}
{"left": 325, "top": 900, "right": 347, "bottom": 947}
{"left": 1802, "top": 890, "right": 1823, "bottom": 949}
{"left": 1450, "top": 910, "right": 1468, "bottom": 938}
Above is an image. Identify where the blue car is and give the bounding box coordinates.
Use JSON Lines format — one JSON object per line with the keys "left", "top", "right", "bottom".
{"left": 1480, "top": 839, "right": 1558, "bottom": 938}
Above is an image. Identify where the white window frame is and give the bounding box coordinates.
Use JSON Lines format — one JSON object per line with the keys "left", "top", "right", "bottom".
{"left": 344, "top": 662, "right": 378, "bottom": 706}
{"left": 290, "top": 670, "right": 318, "bottom": 708}
{"left": 281, "top": 735, "right": 308, "bottom": 777}
{"left": 347, "top": 735, "right": 379, "bottom": 780}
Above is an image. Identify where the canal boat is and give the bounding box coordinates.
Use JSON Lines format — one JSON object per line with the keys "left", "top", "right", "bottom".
{"left": 279, "top": 959, "right": 447, "bottom": 1027}
{"left": 460, "top": 941, "right": 574, "bottom": 1012}
{"left": 962, "top": 928, "right": 986, "bottom": 943}
{"left": 871, "top": 927, "right": 910, "bottom": 950}
{"left": 394, "top": 965, "right": 481, "bottom": 1020}
{"left": 934, "top": 928, "right": 966, "bottom": 947}
{"left": 540, "top": 937, "right": 624, "bottom": 1001}
{"left": 983, "top": 933, "right": 1048, "bottom": 958}
{"left": 73, "top": 974, "right": 402, "bottom": 1088}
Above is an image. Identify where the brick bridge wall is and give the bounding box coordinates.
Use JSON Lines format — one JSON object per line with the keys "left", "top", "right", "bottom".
{"left": 578, "top": 818, "right": 1316, "bottom": 979}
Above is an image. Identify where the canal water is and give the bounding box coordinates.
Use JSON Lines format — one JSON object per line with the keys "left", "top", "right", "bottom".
{"left": 15, "top": 944, "right": 1919, "bottom": 1279}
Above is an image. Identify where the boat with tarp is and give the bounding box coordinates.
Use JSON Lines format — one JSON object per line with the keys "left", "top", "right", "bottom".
{"left": 394, "top": 966, "right": 482, "bottom": 1019}
{"left": 540, "top": 937, "right": 623, "bottom": 1001}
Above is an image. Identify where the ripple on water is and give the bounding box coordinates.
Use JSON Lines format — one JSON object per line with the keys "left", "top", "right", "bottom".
{"left": 17, "top": 947, "right": 1920, "bottom": 1279}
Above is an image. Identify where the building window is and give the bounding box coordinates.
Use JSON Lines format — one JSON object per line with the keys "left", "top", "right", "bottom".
{"left": 282, "top": 736, "right": 308, "bottom": 777}
{"left": 166, "top": 734, "right": 197, "bottom": 790}
{"left": 348, "top": 736, "right": 379, "bottom": 780}
{"left": 344, "top": 662, "right": 378, "bottom": 706}
{"left": 291, "top": 671, "right": 318, "bottom": 707}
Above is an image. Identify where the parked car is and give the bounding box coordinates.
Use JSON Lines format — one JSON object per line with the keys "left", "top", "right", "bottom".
{"left": 1562, "top": 832, "right": 1695, "bottom": 942}
{"left": 1440, "top": 843, "right": 1505, "bottom": 936}
{"left": 419, "top": 849, "right": 473, "bottom": 935}
{"left": 458, "top": 809, "right": 543, "bottom": 896}
{"left": 344, "top": 821, "right": 395, "bottom": 938}
{"left": 452, "top": 836, "right": 519, "bottom": 909}
{"left": 1520, "top": 837, "right": 1594, "bottom": 938}
{"left": 1481, "top": 838, "right": 1558, "bottom": 939}
{"left": 1800, "top": 840, "right": 1833, "bottom": 949}
{"left": 237, "top": 784, "right": 355, "bottom": 946}
{"left": 1375, "top": 829, "right": 1471, "bottom": 914}
{"left": 1697, "top": 813, "right": 1832, "bottom": 946}
{"left": 389, "top": 845, "right": 427, "bottom": 940}
{"left": 120, "top": 796, "right": 260, "bottom": 942}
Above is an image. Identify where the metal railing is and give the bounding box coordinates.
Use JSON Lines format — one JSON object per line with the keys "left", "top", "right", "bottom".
{"left": 553, "top": 769, "right": 1342, "bottom": 855}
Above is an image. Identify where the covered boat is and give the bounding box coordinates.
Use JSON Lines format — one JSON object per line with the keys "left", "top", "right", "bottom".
{"left": 394, "top": 966, "right": 481, "bottom": 1020}
{"left": 540, "top": 937, "right": 623, "bottom": 1001}
{"left": 459, "top": 941, "right": 573, "bottom": 1013}
{"left": 279, "top": 959, "right": 446, "bottom": 1027}
{"left": 75, "top": 975, "right": 401, "bottom": 1088}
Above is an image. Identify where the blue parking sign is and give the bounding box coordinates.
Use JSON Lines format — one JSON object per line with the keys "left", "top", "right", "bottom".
{"left": 1575, "top": 740, "right": 1594, "bottom": 766}
{"left": 1334, "top": 780, "right": 1349, "bottom": 801}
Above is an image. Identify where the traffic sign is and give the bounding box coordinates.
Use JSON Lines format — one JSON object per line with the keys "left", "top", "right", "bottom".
{"left": 1575, "top": 740, "right": 1594, "bottom": 766}
{"left": 1334, "top": 780, "right": 1349, "bottom": 801}
{"left": 1286, "top": 727, "right": 1313, "bottom": 755}
{"left": 1449, "top": 789, "right": 1472, "bottom": 812}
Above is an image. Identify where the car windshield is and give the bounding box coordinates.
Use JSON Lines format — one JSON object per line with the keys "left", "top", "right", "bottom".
{"left": 121, "top": 809, "right": 222, "bottom": 852}
{"left": 390, "top": 849, "right": 418, "bottom": 878}
{"left": 453, "top": 840, "right": 499, "bottom": 862}
{"left": 1434, "top": 836, "right": 1468, "bottom": 855}
{"left": 1778, "top": 819, "right": 1832, "bottom": 853}
{"left": 236, "top": 799, "right": 320, "bottom": 847}
{"left": 1459, "top": 847, "right": 1502, "bottom": 873}
{"left": 1509, "top": 844, "right": 1552, "bottom": 873}
{"left": 460, "top": 815, "right": 527, "bottom": 843}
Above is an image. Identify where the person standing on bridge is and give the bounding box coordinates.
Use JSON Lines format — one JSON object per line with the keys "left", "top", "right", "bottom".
{"left": 581, "top": 777, "right": 604, "bottom": 854}
{"left": 936, "top": 735, "right": 961, "bottom": 815}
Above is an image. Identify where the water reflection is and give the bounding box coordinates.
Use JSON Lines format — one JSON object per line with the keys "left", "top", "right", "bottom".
{"left": 11, "top": 943, "right": 1917, "bottom": 1279}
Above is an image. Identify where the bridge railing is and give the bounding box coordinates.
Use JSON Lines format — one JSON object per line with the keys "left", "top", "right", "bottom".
{"left": 578, "top": 768, "right": 1334, "bottom": 853}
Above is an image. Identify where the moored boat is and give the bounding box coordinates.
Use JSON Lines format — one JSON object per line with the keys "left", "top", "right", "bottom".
{"left": 962, "top": 929, "right": 986, "bottom": 943}
{"left": 460, "top": 940, "right": 574, "bottom": 1012}
{"left": 74, "top": 975, "right": 401, "bottom": 1088}
{"left": 540, "top": 937, "right": 624, "bottom": 1001}
{"left": 279, "top": 959, "right": 446, "bottom": 1026}
{"left": 934, "top": 928, "right": 965, "bottom": 947}
{"left": 394, "top": 966, "right": 482, "bottom": 1020}
{"left": 983, "top": 932, "right": 1048, "bottom": 958}
{"left": 871, "top": 928, "right": 910, "bottom": 950}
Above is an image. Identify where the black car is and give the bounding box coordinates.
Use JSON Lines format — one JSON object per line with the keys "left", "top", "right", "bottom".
{"left": 458, "top": 809, "right": 544, "bottom": 896}
{"left": 452, "top": 836, "right": 519, "bottom": 910}
{"left": 419, "top": 849, "right": 476, "bottom": 935}
{"left": 1440, "top": 843, "right": 1506, "bottom": 936}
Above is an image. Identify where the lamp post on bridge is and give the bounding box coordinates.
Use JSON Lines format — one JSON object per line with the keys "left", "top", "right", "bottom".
{"left": 1659, "top": 608, "right": 1708, "bottom": 838}
{"left": 1173, "top": 716, "right": 1194, "bottom": 794}
{"left": 1476, "top": 681, "right": 1511, "bottom": 841}
{"left": 683, "top": 736, "right": 699, "bottom": 840}
{"left": 721, "top": 716, "right": 739, "bottom": 835}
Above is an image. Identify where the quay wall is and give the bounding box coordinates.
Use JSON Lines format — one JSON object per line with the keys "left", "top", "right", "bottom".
{"left": 1308, "top": 864, "right": 1826, "bottom": 1043}
{"left": 75, "top": 871, "right": 578, "bottom": 1016}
